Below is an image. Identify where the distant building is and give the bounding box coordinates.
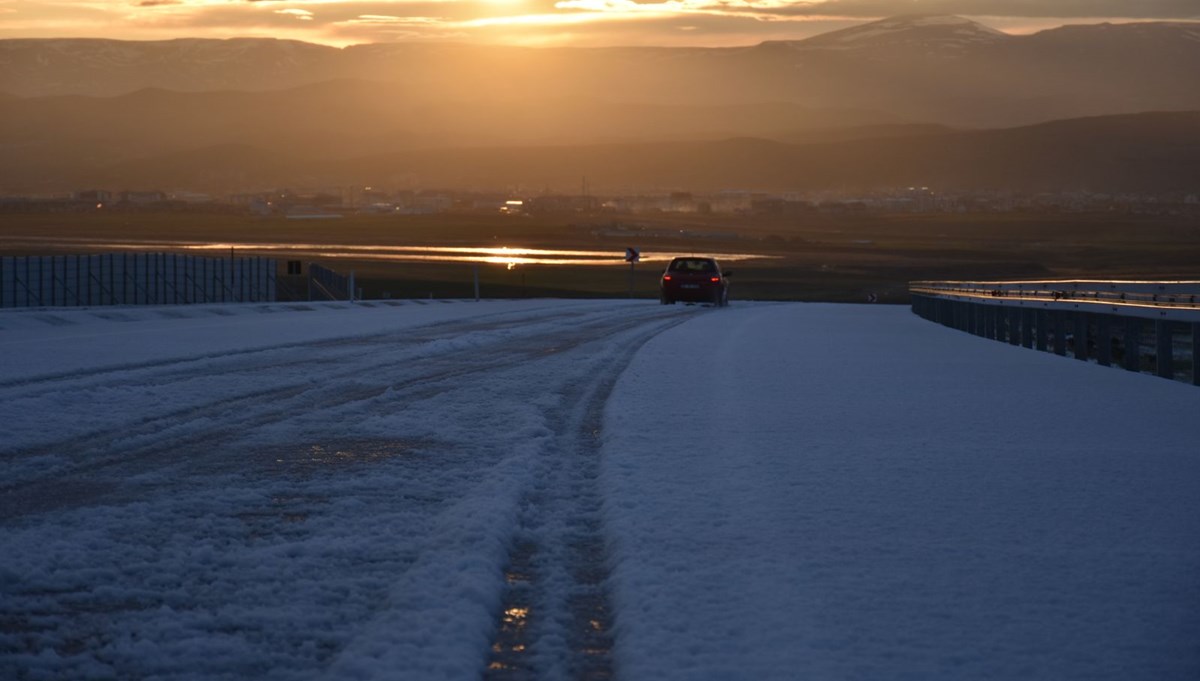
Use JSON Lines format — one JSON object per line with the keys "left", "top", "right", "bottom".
{"left": 526, "top": 195, "right": 600, "bottom": 213}
{"left": 119, "top": 190, "right": 167, "bottom": 205}
{"left": 73, "top": 189, "right": 112, "bottom": 205}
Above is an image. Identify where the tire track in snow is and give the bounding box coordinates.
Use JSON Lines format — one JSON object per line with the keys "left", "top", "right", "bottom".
{"left": 0, "top": 305, "right": 588, "bottom": 396}
{"left": 0, "top": 305, "right": 689, "bottom": 521}
{"left": 485, "top": 309, "right": 687, "bottom": 681}
{"left": 0, "top": 306, "right": 603, "bottom": 477}
{"left": 0, "top": 300, "right": 708, "bottom": 679}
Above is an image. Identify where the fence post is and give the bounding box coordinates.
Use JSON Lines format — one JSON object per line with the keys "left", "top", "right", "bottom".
{"left": 1096, "top": 315, "right": 1112, "bottom": 367}
{"left": 1192, "top": 323, "right": 1200, "bottom": 386}
{"left": 52, "top": 255, "right": 61, "bottom": 306}
{"left": 1053, "top": 311, "right": 1067, "bottom": 356}
{"left": 1123, "top": 318, "right": 1141, "bottom": 372}
{"left": 1156, "top": 320, "right": 1174, "bottom": 379}
{"left": 1074, "top": 312, "right": 1089, "bottom": 361}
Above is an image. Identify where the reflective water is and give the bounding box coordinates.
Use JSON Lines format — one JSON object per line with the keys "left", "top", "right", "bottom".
{"left": 0, "top": 236, "right": 775, "bottom": 268}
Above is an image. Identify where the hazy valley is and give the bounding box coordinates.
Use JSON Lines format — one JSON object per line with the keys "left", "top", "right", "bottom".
{"left": 3, "top": 15, "right": 1200, "bottom": 195}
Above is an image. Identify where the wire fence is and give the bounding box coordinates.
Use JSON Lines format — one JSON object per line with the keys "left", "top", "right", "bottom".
{"left": 0, "top": 253, "right": 278, "bottom": 307}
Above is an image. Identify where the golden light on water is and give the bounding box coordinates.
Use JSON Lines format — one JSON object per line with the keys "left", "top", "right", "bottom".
{"left": 0, "top": 237, "right": 776, "bottom": 268}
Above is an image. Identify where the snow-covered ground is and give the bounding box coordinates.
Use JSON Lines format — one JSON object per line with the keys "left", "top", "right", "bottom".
{"left": 1, "top": 299, "right": 1197, "bottom": 680}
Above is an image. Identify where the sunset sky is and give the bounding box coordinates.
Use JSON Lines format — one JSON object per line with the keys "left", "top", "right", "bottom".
{"left": 1, "top": 0, "right": 1197, "bottom": 47}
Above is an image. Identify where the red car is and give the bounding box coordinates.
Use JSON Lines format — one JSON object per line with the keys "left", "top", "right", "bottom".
{"left": 660, "top": 257, "right": 732, "bottom": 306}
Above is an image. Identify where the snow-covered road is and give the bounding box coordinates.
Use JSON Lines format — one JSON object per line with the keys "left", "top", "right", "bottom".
{"left": 2, "top": 299, "right": 1198, "bottom": 680}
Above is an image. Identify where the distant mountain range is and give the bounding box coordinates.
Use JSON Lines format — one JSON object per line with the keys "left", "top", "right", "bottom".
{"left": 3, "top": 111, "right": 1197, "bottom": 195}
{"left": 1, "top": 15, "right": 1198, "bottom": 194}
{"left": 3, "top": 16, "right": 1200, "bottom": 127}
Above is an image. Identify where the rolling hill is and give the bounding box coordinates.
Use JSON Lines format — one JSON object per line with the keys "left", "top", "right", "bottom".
{"left": 4, "top": 112, "right": 1195, "bottom": 195}
{"left": 2, "top": 17, "right": 1199, "bottom": 128}
{"left": 3, "top": 15, "right": 1198, "bottom": 194}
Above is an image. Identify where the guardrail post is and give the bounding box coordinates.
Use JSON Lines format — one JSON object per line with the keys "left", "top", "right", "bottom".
{"left": 1156, "top": 320, "right": 1174, "bottom": 379}
{"left": 1123, "top": 318, "right": 1142, "bottom": 372}
{"left": 1007, "top": 308, "right": 1020, "bottom": 345}
{"left": 1053, "top": 311, "right": 1067, "bottom": 356}
{"left": 1074, "top": 312, "right": 1090, "bottom": 361}
{"left": 1096, "top": 315, "right": 1112, "bottom": 367}
{"left": 1192, "top": 323, "right": 1200, "bottom": 386}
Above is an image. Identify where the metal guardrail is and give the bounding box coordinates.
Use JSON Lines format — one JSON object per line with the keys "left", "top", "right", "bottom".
{"left": 910, "top": 279, "right": 1200, "bottom": 321}
{"left": 308, "top": 263, "right": 356, "bottom": 302}
{"left": 911, "top": 280, "right": 1200, "bottom": 386}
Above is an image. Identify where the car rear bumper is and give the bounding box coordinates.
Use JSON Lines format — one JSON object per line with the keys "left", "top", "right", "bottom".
{"left": 662, "top": 283, "right": 724, "bottom": 302}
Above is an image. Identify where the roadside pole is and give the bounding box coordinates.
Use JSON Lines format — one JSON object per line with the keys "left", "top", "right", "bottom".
{"left": 625, "top": 247, "right": 640, "bottom": 298}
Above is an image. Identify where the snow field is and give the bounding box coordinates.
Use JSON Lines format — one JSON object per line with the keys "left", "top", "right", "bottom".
{"left": 1, "top": 299, "right": 667, "bottom": 680}
{"left": 601, "top": 303, "right": 1200, "bottom": 680}
{"left": 2, "top": 299, "right": 1198, "bottom": 680}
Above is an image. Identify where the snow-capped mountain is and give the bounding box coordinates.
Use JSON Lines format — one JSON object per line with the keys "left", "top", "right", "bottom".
{"left": 798, "top": 15, "right": 1010, "bottom": 53}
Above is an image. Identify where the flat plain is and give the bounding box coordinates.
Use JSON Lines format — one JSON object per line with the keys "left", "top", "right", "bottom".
{"left": 2, "top": 210, "right": 1198, "bottom": 302}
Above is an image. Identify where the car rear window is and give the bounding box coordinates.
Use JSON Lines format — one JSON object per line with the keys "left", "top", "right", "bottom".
{"left": 669, "top": 259, "right": 715, "bottom": 272}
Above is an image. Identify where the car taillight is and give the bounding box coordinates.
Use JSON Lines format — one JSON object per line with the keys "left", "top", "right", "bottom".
{"left": 663, "top": 275, "right": 672, "bottom": 281}
{"left": 710, "top": 277, "right": 720, "bottom": 282}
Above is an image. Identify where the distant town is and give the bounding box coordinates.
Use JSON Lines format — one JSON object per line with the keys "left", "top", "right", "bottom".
{"left": 3, "top": 186, "right": 1199, "bottom": 218}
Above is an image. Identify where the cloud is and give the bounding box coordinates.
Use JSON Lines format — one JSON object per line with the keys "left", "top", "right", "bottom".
{"left": 1, "top": 0, "right": 1196, "bottom": 46}
{"left": 762, "top": 0, "right": 1200, "bottom": 19}
{"left": 276, "top": 7, "right": 315, "bottom": 19}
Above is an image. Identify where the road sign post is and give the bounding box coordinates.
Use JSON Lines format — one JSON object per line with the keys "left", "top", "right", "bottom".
{"left": 625, "top": 247, "right": 640, "bottom": 298}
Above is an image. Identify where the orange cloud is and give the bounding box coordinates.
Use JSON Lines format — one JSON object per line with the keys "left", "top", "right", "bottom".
{"left": 0, "top": 0, "right": 1195, "bottom": 46}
